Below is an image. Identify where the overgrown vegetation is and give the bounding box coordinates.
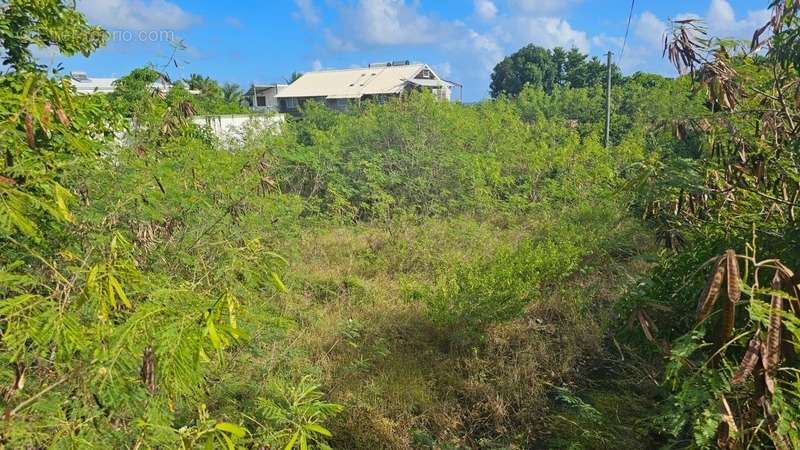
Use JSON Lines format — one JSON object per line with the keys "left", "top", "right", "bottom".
{"left": 619, "top": 3, "right": 800, "bottom": 448}
{"left": 2, "top": 0, "right": 800, "bottom": 448}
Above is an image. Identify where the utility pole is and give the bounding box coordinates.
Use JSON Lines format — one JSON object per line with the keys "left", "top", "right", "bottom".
{"left": 604, "top": 51, "right": 613, "bottom": 148}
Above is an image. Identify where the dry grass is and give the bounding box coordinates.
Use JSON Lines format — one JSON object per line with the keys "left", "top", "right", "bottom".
{"left": 218, "top": 216, "right": 650, "bottom": 449}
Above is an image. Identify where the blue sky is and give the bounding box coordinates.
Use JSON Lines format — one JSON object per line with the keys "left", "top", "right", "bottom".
{"left": 50, "top": 0, "right": 771, "bottom": 101}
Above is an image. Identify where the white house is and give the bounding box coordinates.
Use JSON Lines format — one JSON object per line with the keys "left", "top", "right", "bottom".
{"left": 275, "top": 62, "right": 460, "bottom": 113}
{"left": 244, "top": 83, "right": 287, "bottom": 112}
{"left": 68, "top": 72, "right": 172, "bottom": 95}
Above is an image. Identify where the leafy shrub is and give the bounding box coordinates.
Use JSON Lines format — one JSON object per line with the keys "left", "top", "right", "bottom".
{"left": 425, "top": 237, "right": 584, "bottom": 342}
{"left": 254, "top": 376, "right": 343, "bottom": 449}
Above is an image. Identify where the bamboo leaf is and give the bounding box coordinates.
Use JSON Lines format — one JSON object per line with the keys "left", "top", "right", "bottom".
{"left": 300, "top": 432, "right": 308, "bottom": 450}
{"left": 107, "top": 274, "right": 117, "bottom": 309}
{"left": 305, "top": 423, "right": 332, "bottom": 437}
{"left": 220, "top": 433, "right": 235, "bottom": 450}
{"left": 109, "top": 275, "right": 132, "bottom": 309}
{"left": 271, "top": 272, "right": 288, "bottom": 293}
{"left": 53, "top": 183, "right": 74, "bottom": 223}
{"left": 284, "top": 431, "right": 299, "bottom": 450}
{"left": 215, "top": 422, "right": 246, "bottom": 438}
{"left": 207, "top": 317, "right": 222, "bottom": 352}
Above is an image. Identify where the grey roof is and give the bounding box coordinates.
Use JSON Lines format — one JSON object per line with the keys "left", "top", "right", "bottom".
{"left": 408, "top": 78, "right": 452, "bottom": 88}
{"left": 68, "top": 73, "right": 171, "bottom": 95}
{"left": 276, "top": 63, "right": 441, "bottom": 99}
{"left": 244, "top": 84, "right": 288, "bottom": 96}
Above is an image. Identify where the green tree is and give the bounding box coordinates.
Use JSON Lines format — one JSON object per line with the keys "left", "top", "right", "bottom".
{"left": 0, "top": 2, "right": 292, "bottom": 447}
{"left": 490, "top": 45, "right": 621, "bottom": 97}
{"left": 185, "top": 73, "right": 221, "bottom": 97}
{"left": 182, "top": 74, "right": 249, "bottom": 114}
{"left": 490, "top": 44, "right": 556, "bottom": 97}
{"left": 0, "top": 0, "right": 106, "bottom": 71}
{"left": 108, "top": 66, "right": 163, "bottom": 116}
{"left": 222, "top": 82, "right": 244, "bottom": 105}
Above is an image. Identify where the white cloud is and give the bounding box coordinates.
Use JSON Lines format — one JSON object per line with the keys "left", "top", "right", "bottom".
{"left": 77, "top": 0, "right": 199, "bottom": 30}
{"left": 311, "top": 59, "right": 323, "bottom": 71}
{"left": 707, "top": 0, "right": 735, "bottom": 27}
{"left": 327, "top": 0, "right": 504, "bottom": 76}
{"left": 498, "top": 16, "right": 590, "bottom": 53}
{"left": 628, "top": 1, "right": 770, "bottom": 72}
{"left": 635, "top": 1, "right": 769, "bottom": 48}
{"left": 474, "top": 0, "right": 497, "bottom": 21}
{"left": 433, "top": 62, "right": 452, "bottom": 78}
{"left": 294, "top": 0, "right": 321, "bottom": 25}
{"left": 634, "top": 11, "right": 668, "bottom": 49}
{"left": 706, "top": 0, "right": 770, "bottom": 38}
{"left": 339, "top": 0, "right": 443, "bottom": 46}
{"left": 324, "top": 29, "right": 357, "bottom": 52}
{"left": 301, "top": 0, "right": 773, "bottom": 99}
{"left": 322, "top": 0, "right": 597, "bottom": 85}
{"left": 444, "top": 29, "right": 505, "bottom": 74}
{"left": 592, "top": 34, "right": 623, "bottom": 51}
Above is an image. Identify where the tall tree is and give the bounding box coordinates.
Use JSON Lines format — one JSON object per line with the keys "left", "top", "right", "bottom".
{"left": 490, "top": 45, "right": 555, "bottom": 97}
{"left": 185, "top": 73, "right": 222, "bottom": 97}
{"left": 490, "top": 45, "right": 622, "bottom": 97}
{"left": 222, "top": 82, "right": 244, "bottom": 105}
{"left": 0, "top": 0, "right": 106, "bottom": 71}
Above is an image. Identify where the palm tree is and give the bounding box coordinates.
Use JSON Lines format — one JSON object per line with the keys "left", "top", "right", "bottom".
{"left": 222, "top": 83, "right": 243, "bottom": 105}
{"left": 185, "top": 73, "right": 207, "bottom": 91}
{"left": 185, "top": 73, "right": 222, "bottom": 97}
{"left": 287, "top": 71, "right": 303, "bottom": 83}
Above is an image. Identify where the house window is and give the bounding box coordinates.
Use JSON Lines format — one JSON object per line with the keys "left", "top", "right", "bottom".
{"left": 420, "top": 69, "right": 432, "bottom": 79}
{"left": 285, "top": 97, "right": 299, "bottom": 110}
{"left": 256, "top": 96, "right": 267, "bottom": 107}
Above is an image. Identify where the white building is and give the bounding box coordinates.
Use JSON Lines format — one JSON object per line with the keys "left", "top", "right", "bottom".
{"left": 191, "top": 114, "right": 285, "bottom": 142}
{"left": 244, "top": 83, "right": 287, "bottom": 112}
{"left": 275, "top": 62, "right": 460, "bottom": 113}
{"left": 68, "top": 72, "right": 172, "bottom": 95}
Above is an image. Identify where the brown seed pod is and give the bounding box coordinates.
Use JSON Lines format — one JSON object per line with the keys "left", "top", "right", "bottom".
{"left": 764, "top": 271, "right": 783, "bottom": 394}
{"left": 776, "top": 268, "right": 799, "bottom": 364}
{"left": 718, "top": 250, "right": 741, "bottom": 346}
{"left": 733, "top": 333, "right": 761, "bottom": 384}
{"left": 637, "top": 310, "right": 657, "bottom": 343}
{"left": 55, "top": 107, "right": 70, "bottom": 127}
{"left": 141, "top": 346, "right": 156, "bottom": 395}
{"left": 719, "top": 297, "right": 736, "bottom": 348}
{"left": 697, "top": 255, "right": 727, "bottom": 322}
{"left": 41, "top": 102, "right": 52, "bottom": 130}
{"left": 725, "top": 250, "right": 741, "bottom": 303}
{"left": 0, "top": 175, "right": 17, "bottom": 186}
{"left": 24, "top": 113, "right": 35, "bottom": 148}
{"left": 760, "top": 339, "right": 775, "bottom": 394}
{"left": 716, "top": 396, "right": 738, "bottom": 450}
{"left": 776, "top": 262, "right": 800, "bottom": 315}
{"left": 716, "top": 421, "right": 731, "bottom": 450}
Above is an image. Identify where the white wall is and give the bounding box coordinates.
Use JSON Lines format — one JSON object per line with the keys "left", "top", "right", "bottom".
{"left": 191, "top": 114, "right": 285, "bottom": 142}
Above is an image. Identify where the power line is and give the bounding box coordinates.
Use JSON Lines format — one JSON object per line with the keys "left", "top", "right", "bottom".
{"left": 619, "top": 0, "right": 636, "bottom": 64}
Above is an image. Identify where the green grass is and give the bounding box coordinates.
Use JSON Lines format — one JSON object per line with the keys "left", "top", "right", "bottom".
{"left": 205, "top": 214, "right": 654, "bottom": 449}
